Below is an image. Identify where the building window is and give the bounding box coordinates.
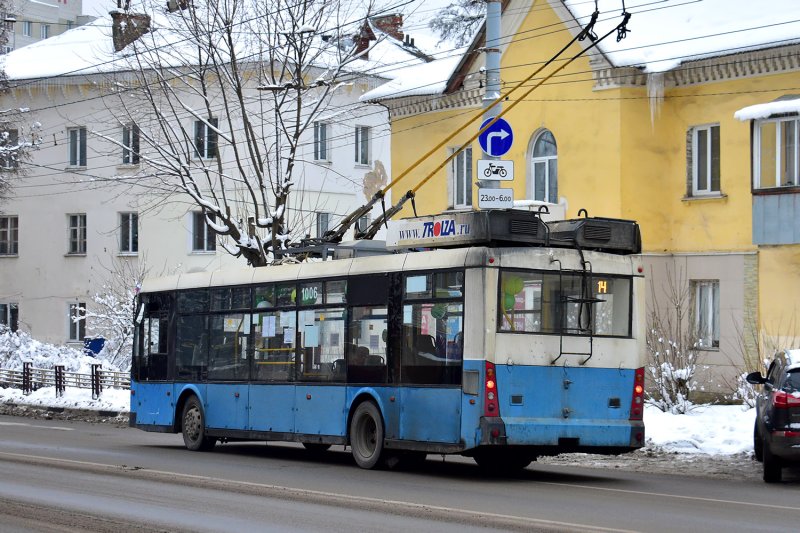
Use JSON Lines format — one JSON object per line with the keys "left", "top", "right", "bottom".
{"left": 68, "top": 214, "right": 87, "bottom": 254}
{"left": 530, "top": 130, "right": 557, "bottom": 202}
{"left": 68, "top": 127, "right": 87, "bottom": 167}
{"left": 690, "top": 125, "right": 720, "bottom": 195}
{"left": 314, "top": 121, "right": 330, "bottom": 161}
{"left": 0, "top": 303, "right": 18, "bottom": 332}
{"left": 355, "top": 125, "right": 370, "bottom": 165}
{"left": 0, "top": 215, "right": 18, "bottom": 255}
{"left": 68, "top": 302, "right": 86, "bottom": 342}
{"left": 194, "top": 118, "right": 218, "bottom": 159}
{"left": 192, "top": 211, "right": 216, "bottom": 252}
{"left": 450, "top": 146, "right": 472, "bottom": 208}
{"left": 122, "top": 124, "right": 140, "bottom": 164}
{"left": 693, "top": 280, "right": 719, "bottom": 349}
{"left": 754, "top": 117, "right": 799, "bottom": 189}
{"left": 0, "top": 128, "right": 19, "bottom": 169}
{"left": 22, "top": 21, "right": 31, "bottom": 37}
{"left": 120, "top": 212, "right": 138, "bottom": 254}
{"left": 317, "top": 212, "right": 330, "bottom": 237}
{"left": 40, "top": 24, "right": 50, "bottom": 39}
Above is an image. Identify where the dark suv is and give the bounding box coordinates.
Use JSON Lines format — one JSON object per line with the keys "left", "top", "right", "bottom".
{"left": 747, "top": 349, "right": 800, "bottom": 483}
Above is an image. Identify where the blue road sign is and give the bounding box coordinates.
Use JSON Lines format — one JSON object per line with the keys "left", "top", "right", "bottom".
{"left": 478, "top": 117, "right": 514, "bottom": 157}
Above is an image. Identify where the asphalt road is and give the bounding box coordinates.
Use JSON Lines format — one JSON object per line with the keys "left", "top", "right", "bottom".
{"left": 0, "top": 414, "right": 798, "bottom": 532}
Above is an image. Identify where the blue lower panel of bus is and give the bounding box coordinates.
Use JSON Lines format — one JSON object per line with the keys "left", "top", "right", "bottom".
{"left": 399, "top": 387, "right": 461, "bottom": 443}
{"left": 206, "top": 384, "right": 249, "bottom": 430}
{"left": 491, "top": 363, "right": 639, "bottom": 448}
{"left": 295, "top": 385, "right": 347, "bottom": 437}
{"left": 131, "top": 382, "right": 174, "bottom": 427}
{"left": 249, "top": 385, "right": 295, "bottom": 433}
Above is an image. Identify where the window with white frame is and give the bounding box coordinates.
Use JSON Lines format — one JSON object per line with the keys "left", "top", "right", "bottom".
{"left": 122, "top": 124, "right": 140, "bottom": 164}
{"left": 690, "top": 124, "right": 720, "bottom": 195}
{"left": 68, "top": 127, "right": 87, "bottom": 167}
{"left": 120, "top": 212, "right": 138, "bottom": 254}
{"left": 22, "top": 21, "right": 31, "bottom": 37}
{"left": 0, "top": 128, "right": 19, "bottom": 169}
{"left": 314, "top": 121, "right": 330, "bottom": 161}
{"left": 450, "top": 146, "right": 472, "bottom": 208}
{"left": 0, "top": 303, "right": 18, "bottom": 332}
{"left": 40, "top": 24, "right": 49, "bottom": 39}
{"left": 317, "top": 212, "right": 330, "bottom": 237}
{"left": 0, "top": 215, "right": 18, "bottom": 255}
{"left": 67, "top": 213, "right": 87, "bottom": 254}
{"left": 754, "top": 117, "right": 799, "bottom": 189}
{"left": 693, "top": 280, "right": 719, "bottom": 349}
{"left": 68, "top": 302, "right": 86, "bottom": 342}
{"left": 192, "top": 211, "right": 216, "bottom": 252}
{"left": 194, "top": 118, "right": 218, "bottom": 159}
{"left": 355, "top": 125, "right": 370, "bottom": 165}
{"left": 530, "top": 130, "right": 557, "bottom": 202}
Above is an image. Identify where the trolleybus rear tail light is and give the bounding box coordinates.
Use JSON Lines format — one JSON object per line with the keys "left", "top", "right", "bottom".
{"left": 484, "top": 361, "right": 499, "bottom": 417}
{"left": 772, "top": 390, "right": 800, "bottom": 409}
{"left": 629, "top": 367, "right": 645, "bottom": 420}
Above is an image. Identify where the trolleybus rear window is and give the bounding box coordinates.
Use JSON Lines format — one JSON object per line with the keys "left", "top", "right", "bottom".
{"left": 498, "top": 270, "right": 631, "bottom": 337}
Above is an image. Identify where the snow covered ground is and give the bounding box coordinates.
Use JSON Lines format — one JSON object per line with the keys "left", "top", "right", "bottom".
{"left": 0, "top": 383, "right": 755, "bottom": 457}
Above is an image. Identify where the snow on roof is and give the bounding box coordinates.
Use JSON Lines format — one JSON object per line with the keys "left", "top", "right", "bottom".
{"left": 360, "top": 54, "right": 462, "bottom": 101}
{"left": 734, "top": 96, "right": 800, "bottom": 121}
{"left": 565, "top": 0, "right": 800, "bottom": 73}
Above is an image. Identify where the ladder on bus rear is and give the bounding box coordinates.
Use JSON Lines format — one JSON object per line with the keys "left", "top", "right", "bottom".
{"left": 551, "top": 250, "right": 604, "bottom": 365}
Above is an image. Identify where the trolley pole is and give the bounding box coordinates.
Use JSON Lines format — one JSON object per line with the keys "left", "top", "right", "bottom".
{"left": 481, "top": 0, "right": 503, "bottom": 190}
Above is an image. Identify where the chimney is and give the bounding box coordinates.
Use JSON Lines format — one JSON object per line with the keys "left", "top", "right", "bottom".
{"left": 372, "top": 13, "right": 403, "bottom": 41}
{"left": 111, "top": 11, "right": 151, "bottom": 52}
{"left": 353, "top": 23, "right": 376, "bottom": 60}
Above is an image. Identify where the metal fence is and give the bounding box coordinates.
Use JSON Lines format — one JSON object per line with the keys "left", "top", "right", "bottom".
{"left": 0, "top": 362, "right": 130, "bottom": 399}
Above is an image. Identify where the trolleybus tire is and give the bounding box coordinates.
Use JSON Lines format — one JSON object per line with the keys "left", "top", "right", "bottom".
{"left": 181, "top": 396, "right": 217, "bottom": 452}
{"left": 349, "top": 401, "right": 384, "bottom": 469}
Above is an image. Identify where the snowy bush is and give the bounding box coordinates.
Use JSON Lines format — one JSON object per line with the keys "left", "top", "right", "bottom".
{"left": 0, "top": 325, "right": 118, "bottom": 373}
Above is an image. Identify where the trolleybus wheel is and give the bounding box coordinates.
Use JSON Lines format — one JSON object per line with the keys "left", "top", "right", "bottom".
{"left": 181, "top": 396, "right": 216, "bottom": 452}
{"left": 349, "top": 401, "right": 384, "bottom": 469}
{"left": 302, "top": 442, "right": 332, "bottom": 453}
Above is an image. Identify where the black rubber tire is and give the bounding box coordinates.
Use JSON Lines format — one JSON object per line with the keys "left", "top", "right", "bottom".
{"left": 753, "top": 421, "right": 763, "bottom": 462}
{"left": 762, "top": 436, "right": 782, "bottom": 483}
{"left": 181, "top": 396, "right": 217, "bottom": 452}
{"left": 349, "top": 401, "right": 384, "bottom": 469}
{"left": 474, "top": 450, "right": 533, "bottom": 473}
{"left": 302, "top": 442, "right": 332, "bottom": 453}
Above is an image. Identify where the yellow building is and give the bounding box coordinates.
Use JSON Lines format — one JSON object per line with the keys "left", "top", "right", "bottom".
{"left": 365, "top": 0, "right": 800, "bottom": 392}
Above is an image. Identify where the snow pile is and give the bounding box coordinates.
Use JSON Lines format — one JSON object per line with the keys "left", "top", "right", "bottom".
{"left": 644, "top": 404, "right": 755, "bottom": 455}
{"left": 0, "top": 327, "right": 119, "bottom": 373}
{"left": 735, "top": 97, "right": 800, "bottom": 121}
{"left": 0, "top": 385, "right": 130, "bottom": 413}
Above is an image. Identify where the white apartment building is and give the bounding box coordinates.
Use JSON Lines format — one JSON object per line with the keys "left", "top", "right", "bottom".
{"left": 0, "top": 7, "right": 429, "bottom": 347}
{"left": 4, "top": 0, "right": 95, "bottom": 52}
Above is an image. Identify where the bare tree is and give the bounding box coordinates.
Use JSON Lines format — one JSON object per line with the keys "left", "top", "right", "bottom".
{"left": 645, "top": 266, "right": 705, "bottom": 414}
{"left": 107, "top": 0, "right": 381, "bottom": 266}
{"left": 429, "top": 0, "right": 485, "bottom": 47}
{"left": 0, "top": 2, "right": 42, "bottom": 203}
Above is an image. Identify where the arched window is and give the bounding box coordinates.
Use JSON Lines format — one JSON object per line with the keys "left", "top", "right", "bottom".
{"left": 530, "top": 130, "right": 558, "bottom": 202}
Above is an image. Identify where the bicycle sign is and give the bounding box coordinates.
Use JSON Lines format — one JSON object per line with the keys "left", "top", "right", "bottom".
{"left": 477, "top": 159, "right": 514, "bottom": 181}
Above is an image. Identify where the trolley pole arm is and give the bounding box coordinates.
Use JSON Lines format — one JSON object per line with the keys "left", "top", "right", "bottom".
{"left": 357, "top": 191, "right": 414, "bottom": 240}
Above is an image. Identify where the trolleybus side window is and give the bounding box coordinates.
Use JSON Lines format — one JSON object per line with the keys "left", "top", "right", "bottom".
{"left": 346, "top": 274, "right": 390, "bottom": 384}
{"left": 401, "top": 272, "right": 464, "bottom": 385}
{"left": 176, "top": 315, "right": 208, "bottom": 381}
{"left": 498, "top": 270, "right": 632, "bottom": 337}
{"left": 253, "top": 305, "right": 297, "bottom": 382}
{"left": 298, "top": 306, "right": 346, "bottom": 381}
{"left": 208, "top": 313, "right": 250, "bottom": 380}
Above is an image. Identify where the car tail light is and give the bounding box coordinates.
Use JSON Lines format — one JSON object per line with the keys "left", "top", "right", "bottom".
{"left": 772, "top": 430, "right": 800, "bottom": 438}
{"left": 629, "top": 367, "right": 645, "bottom": 420}
{"left": 484, "top": 361, "right": 499, "bottom": 417}
{"left": 772, "top": 390, "right": 800, "bottom": 409}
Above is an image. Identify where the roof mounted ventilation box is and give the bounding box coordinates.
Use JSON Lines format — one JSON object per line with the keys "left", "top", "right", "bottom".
{"left": 548, "top": 217, "right": 641, "bottom": 254}
{"left": 386, "top": 210, "right": 548, "bottom": 250}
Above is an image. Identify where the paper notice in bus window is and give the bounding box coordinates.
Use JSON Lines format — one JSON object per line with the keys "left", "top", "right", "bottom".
{"left": 304, "top": 325, "right": 320, "bottom": 347}
{"left": 243, "top": 314, "right": 252, "bottom": 334}
{"left": 224, "top": 317, "right": 241, "bottom": 332}
{"left": 240, "top": 337, "right": 248, "bottom": 357}
{"left": 262, "top": 315, "right": 276, "bottom": 337}
{"left": 283, "top": 327, "right": 295, "bottom": 344}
